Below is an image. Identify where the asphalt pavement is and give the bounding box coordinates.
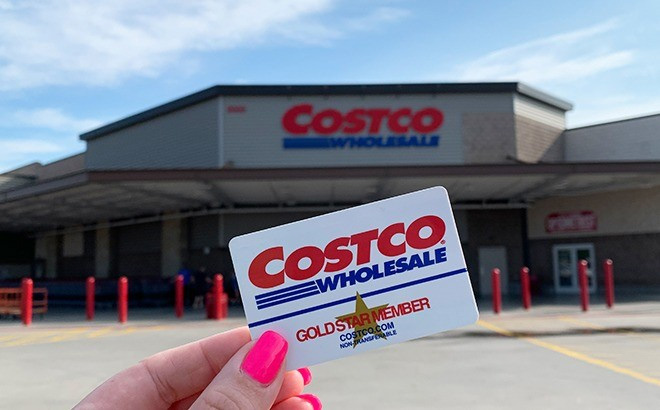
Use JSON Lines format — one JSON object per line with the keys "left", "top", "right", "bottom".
{"left": 1, "top": 298, "right": 659, "bottom": 409}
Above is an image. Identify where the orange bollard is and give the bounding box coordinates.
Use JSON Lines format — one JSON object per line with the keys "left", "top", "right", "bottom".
{"left": 86, "top": 277, "right": 95, "bottom": 321}
{"left": 520, "top": 267, "right": 531, "bottom": 310}
{"left": 21, "top": 278, "right": 33, "bottom": 326}
{"left": 578, "top": 260, "right": 589, "bottom": 312}
{"left": 213, "top": 274, "right": 223, "bottom": 321}
{"left": 175, "top": 274, "right": 184, "bottom": 318}
{"left": 491, "top": 268, "right": 501, "bottom": 314}
{"left": 604, "top": 259, "right": 614, "bottom": 309}
{"left": 118, "top": 276, "right": 128, "bottom": 323}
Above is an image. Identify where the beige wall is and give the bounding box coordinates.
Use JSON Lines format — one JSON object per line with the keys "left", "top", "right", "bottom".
{"left": 462, "top": 112, "right": 516, "bottom": 163}
{"left": 528, "top": 185, "right": 660, "bottom": 239}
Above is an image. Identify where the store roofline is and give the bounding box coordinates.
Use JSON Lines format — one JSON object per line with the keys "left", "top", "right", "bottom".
{"left": 79, "top": 82, "right": 574, "bottom": 141}
{"left": 567, "top": 111, "right": 660, "bottom": 131}
{"left": 1, "top": 161, "right": 658, "bottom": 205}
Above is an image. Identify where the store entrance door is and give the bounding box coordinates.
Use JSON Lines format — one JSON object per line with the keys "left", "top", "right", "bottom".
{"left": 552, "top": 243, "right": 596, "bottom": 294}
{"left": 478, "top": 246, "right": 508, "bottom": 296}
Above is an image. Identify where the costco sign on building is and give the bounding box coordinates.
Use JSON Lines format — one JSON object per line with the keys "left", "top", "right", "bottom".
{"left": 221, "top": 94, "right": 496, "bottom": 167}
{"left": 281, "top": 104, "right": 444, "bottom": 149}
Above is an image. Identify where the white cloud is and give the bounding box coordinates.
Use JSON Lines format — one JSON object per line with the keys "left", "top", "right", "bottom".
{"left": 0, "top": 0, "right": 338, "bottom": 90}
{"left": 12, "top": 108, "right": 102, "bottom": 133}
{"left": 0, "top": 139, "right": 63, "bottom": 154}
{"left": 343, "top": 7, "right": 410, "bottom": 32}
{"left": 456, "top": 19, "right": 634, "bottom": 84}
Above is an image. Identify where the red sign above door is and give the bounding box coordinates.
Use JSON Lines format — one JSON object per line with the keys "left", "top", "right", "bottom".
{"left": 545, "top": 211, "right": 597, "bottom": 233}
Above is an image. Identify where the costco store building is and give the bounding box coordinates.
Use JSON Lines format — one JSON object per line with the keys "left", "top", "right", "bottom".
{"left": 1, "top": 83, "right": 659, "bottom": 303}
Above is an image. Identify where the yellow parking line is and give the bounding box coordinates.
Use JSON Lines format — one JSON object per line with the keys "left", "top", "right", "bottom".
{"left": 46, "top": 328, "right": 90, "bottom": 342}
{"left": 0, "top": 334, "right": 23, "bottom": 342}
{"left": 477, "top": 319, "right": 660, "bottom": 388}
{"left": 86, "top": 327, "right": 113, "bottom": 338}
{"left": 2, "top": 330, "right": 62, "bottom": 347}
{"left": 115, "top": 326, "right": 137, "bottom": 335}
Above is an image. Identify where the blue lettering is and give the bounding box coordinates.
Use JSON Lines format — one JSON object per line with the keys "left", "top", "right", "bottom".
{"left": 340, "top": 270, "right": 357, "bottom": 288}
{"left": 384, "top": 260, "right": 396, "bottom": 276}
{"left": 409, "top": 253, "right": 423, "bottom": 269}
{"left": 356, "top": 267, "right": 372, "bottom": 283}
{"left": 435, "top": 247, "right": 447, "bottom": 263}
{"left": 395, "top": 257, "right": 408, "bottom": 273}
{"left": 316, "top": 274, "right": 341, "bottom": 293}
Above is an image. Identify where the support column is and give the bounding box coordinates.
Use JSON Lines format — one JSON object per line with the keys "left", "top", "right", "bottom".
{"left": 35, "top": 234, "right": 58, "bottom": 278}
{"left": 161, "top": 217, "right": 182, "bottom": 278}
{"left": 95, "top": 225, "right": 110, "bottom": 278}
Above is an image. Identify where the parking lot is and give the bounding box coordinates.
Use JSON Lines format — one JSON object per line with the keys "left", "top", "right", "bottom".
{"left": 1, "top": 299, "right": 659, "bottom": 409}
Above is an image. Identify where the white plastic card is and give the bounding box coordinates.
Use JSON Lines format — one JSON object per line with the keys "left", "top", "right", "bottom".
{"left": 229, "top": 186, "right": 479, "bottom": 370}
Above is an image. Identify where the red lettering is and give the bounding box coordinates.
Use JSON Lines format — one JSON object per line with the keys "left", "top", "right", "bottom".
{"left": 350, "top": 229, "right": 379, "bottom": 265}
{"left": 284, "top": 246, "right": 325, "bottom": 281}
{"left": 365, "top": 109, "right": 390, "bottom": 133}
{"left": 343, "top": 109, "right": 367, "bottom": 133}
{"left": 406, "top": 215, "right": 446, "bottom": 249}
{"left": 411, "top": 107, "right": 444, "bottom": 133}
{"left": 377, "top": 222, "right": 406, "bottom": 257}
{"left": 281, "top": 105, "right": 444, "bottom": 135}
{"left": 387, "top": 108, "right": 412, "bottom": 133}
{"left": 324, "top": 237, "right": 353, "bottom": 272}
{"left": 248, "top": 247, "right": 284, "bottom": 289}
{"left": 282, "top": 104, "right": 312, "bottom": 134}
{"left": 311, "top": 109, "right": 342, "bottom": 134}
{"left": 248, "top": 215, "right": 447, "bottom": 288}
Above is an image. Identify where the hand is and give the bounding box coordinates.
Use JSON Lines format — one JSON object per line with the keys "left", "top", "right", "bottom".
{"left": 75, "top": 327, "right": 321, "bottom": 409}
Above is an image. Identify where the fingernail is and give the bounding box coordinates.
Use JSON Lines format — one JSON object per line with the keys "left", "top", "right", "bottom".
{"left": 298, "top": 394, "right": 322, "bottom": 410}
{"left": 241, "top": 331, "right": 288, "bottom": 385}
{"left": 297, "top": 367, "right": 312, "bottom": 385}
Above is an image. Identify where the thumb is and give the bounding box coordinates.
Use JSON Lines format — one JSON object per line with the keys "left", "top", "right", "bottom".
{"left": 191, "top": 330, "right": 288, "bottom": 410}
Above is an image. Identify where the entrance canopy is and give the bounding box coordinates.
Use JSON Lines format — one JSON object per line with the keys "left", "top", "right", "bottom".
{"left": 0, "top": 162, "right": 658, "bottom": 232}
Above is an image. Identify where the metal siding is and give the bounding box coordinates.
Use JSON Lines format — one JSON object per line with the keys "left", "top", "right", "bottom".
{"left": 565, "top": 115, "right": 660, "bottom": 162}
{"left": 86, "top": 98, "right": 221, "bottom": 169}
{"left": 221, "top": 94, "right": 515, "bottom": 168}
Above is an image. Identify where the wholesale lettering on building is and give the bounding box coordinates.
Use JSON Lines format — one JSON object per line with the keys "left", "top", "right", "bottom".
{"left": 281, "top": 104, "right": 444, "bottom": 149}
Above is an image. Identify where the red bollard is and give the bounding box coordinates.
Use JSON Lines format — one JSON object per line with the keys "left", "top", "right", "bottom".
{"left": 86, "top": 277, "right": 95, "bottom": 321}
{"left": 118, "top": 276, "right": 128, "bottom": 323}
{"left": 520, "top": 267, "right": 531, "bottom": 310}
{"left": 175, "top": 274, "right": 184, "bottom": 318}
{"left": 213, "top": 274, "right": 223, "bottom": 321}
{"left": 604, "top": 259, "right": 615, "bottom": 309}
{"left": 578, "top": 260, "right": 589, "bottom": 312}
{"left": 491, "top": 268, "right": 502, "bottom": 314}
{"left": 21, "top": 278, "right": 33, "bottom": 326}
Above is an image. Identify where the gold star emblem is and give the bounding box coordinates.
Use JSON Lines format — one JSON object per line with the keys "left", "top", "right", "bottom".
{"left": 336, "top": 292, "right": 389, "bottom": 348}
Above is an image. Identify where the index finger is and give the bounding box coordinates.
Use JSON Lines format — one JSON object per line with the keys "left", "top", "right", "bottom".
{"left": 76, "top": 326, "right": 251, "bottom": 409}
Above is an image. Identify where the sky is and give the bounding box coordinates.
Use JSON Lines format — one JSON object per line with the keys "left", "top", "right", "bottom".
{"left": 1, "top": 0, "right": 659, "bottom": 172}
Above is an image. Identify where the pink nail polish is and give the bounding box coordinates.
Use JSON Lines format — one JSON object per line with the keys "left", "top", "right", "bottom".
{"left": 241, "top": 331, "right": 288, "bottom": 385}
{"left": 297, "top": 367, "right": 312, "bottom": 385}
{"left": 298, "top": 394, "right": 322, "bottom": 410}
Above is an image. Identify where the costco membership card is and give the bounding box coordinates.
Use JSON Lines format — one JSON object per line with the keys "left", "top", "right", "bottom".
{"left": 229, "top": 186, "right": 479, "bottom": 370}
